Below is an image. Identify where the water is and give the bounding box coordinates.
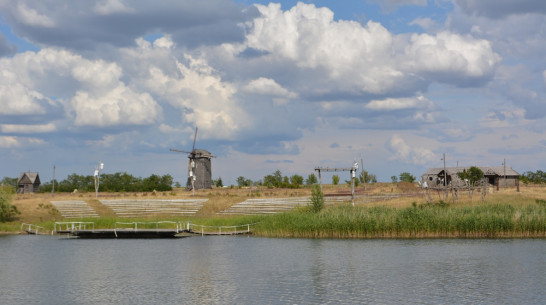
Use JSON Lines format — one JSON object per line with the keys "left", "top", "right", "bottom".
{"left": 0, "top": 235, "right": 545, "bottom": 304}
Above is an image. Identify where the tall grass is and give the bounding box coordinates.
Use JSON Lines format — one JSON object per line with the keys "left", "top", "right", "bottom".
{"left": 7, "top": 203, "right": 546, "bottom": 238}
{"left": 254, "top": 201, "right": 546, "bottom": 238}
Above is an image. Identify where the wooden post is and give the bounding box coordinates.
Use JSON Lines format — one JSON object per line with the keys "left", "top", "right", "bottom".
{"left": 317, "top": 169, "right": 322, "bottom": 192}
{"left": 443, "top": 153, "right": 448, "bottom": 199}
{"left": 51, "top": 165, "right": 55, "bottom": 197}
{"left": 350, "top": 168, "right": 355, "bottom": 206}
{"left": 496, "top": 177, "right": 499, "bottom": 191}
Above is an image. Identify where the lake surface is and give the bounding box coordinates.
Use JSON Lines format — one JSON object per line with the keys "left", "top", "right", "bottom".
{"left": 0, "top": 235, "right": 545, "bottom": 304}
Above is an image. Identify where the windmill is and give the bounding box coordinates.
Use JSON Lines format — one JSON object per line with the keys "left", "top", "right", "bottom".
{"left": 170, "top": 127, "right": 214, "bottom": 191}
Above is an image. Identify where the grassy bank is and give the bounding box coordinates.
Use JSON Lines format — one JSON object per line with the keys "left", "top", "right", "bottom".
{"left": 2, "top": 184, "right": 546, "bottom": 238}
{"left": 253, "top": 201, "right": 546, "bottom": 238}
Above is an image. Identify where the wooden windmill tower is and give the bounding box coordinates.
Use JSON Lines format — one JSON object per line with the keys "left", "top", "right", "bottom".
{"left": 170, "top": 127, "right": 214, "bottom": 191}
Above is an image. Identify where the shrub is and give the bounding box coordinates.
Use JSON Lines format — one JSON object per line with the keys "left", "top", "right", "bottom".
{"left": 0, "top": 186, "right": 20, "bottom": 222}
{"left": 457, "top": 166, "right": 484, "bottom": 185}
{"left": 309, "top": 185, "right": 325, "bottom": 213}
{"left": 399, "top": 172, "right": 416, "bottom": 183}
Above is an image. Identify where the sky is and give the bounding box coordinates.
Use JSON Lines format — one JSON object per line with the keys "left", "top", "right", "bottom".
{"left": 0, "top": 0, "right": 545, "bottom": 185}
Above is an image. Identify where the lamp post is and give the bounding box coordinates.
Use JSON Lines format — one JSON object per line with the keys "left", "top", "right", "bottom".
{"left": 94, "top": 161, "right": 104, "bottom": 198}
{"left": 351, "top": 162, "right": 358, "bottom": 206}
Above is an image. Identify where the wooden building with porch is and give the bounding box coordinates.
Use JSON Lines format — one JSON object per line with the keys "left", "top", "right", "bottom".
{"left": 17, "top": 172, "right": 41, "bottom": 194}
{"left": 421, "top": 166, "right": 520, "bottom": 191}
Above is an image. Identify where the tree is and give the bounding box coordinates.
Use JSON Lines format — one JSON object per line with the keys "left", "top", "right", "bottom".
{"left": 263, "top": 170, "right": 283, "bottom": 188}
{"left": 391, "top": 176, "right": 398, "bottom": 183}
{"left": 0, "top": 185, "right": 19, "bottom": 222}
{"left": 306, "top": 173, "right": 318, "bottom": 185}
{"left": 282, "top": 176, "right": 290, "bottom": 188}
{"left": 521, "top": 170, "right": 546, "bottom": 184}
{"left": 332, "top": 174, "right": 340, "bottom": 185}
{"left": 360, "top": 171, "right": 377, "bottom": 184}
{"left": 399, "top": 172, "right": 416, "bottom": 183}
{"left": 237, "top": 176, "right": 251, "bottom": 187}
{"left": 290, "top": 174, "right": 304, "bottom": 188}
{"left": 345, "top": 178, "right": 359, "bottom": 187}
{"left": 214, "top": 177, "right": 223, "bottom": 188}
{"left": 1, "top": 177, "right": 17, "bottom": 192}
{"left": 457, "top": 166, "right": 484, "bottom": 185}
{"left": 309, "top": 185, "right": 325, "bottom": 213}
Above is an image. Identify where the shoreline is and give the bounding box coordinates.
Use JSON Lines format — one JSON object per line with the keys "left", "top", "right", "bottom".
{"left": 3, "top": 184, "right": 546, "bottom": 239}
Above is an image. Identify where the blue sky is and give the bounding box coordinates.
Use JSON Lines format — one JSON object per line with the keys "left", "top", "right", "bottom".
{"left": 0, "top": 0, "right": 545, "bottom": 185}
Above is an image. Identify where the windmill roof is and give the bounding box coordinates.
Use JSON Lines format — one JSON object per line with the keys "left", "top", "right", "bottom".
{"left": 191, "top": 149, "right": 214, "bottom": 158}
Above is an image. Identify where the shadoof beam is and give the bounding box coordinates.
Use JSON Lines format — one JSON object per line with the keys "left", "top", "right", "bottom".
{"left": 314, "top": 166, "right": 358, "bottom": 206}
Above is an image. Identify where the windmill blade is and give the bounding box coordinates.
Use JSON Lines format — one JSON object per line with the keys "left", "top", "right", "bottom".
{"left": 192, "top": 126, "right": 198, "bottom": 151}
{"left": 170, "top": 148, "right": 191, "bottom": 154}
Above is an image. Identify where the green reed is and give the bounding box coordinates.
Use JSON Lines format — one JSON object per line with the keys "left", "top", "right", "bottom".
{"left": 253, "top": 201, "right": 546, "bottom": 238}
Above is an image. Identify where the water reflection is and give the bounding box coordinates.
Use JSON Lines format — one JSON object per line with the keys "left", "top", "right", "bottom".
{"left": 0, "top": 236, "right": 545, "bottom": 304}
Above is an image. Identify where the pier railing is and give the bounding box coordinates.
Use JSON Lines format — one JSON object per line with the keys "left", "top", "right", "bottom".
{"left": 114, "top": 221, "right": 188, "bottom": 233}
{"left": 189, "top": 223, "right": 251, "bottom": 236}
{"left": 54, "top": 221, "right": 95, "bottom": 234}
{"left": 51, "top": 221, "right": 253, "bottom": 236}
{"left": 21, "top": 223, "right": 48, "bottom": 235}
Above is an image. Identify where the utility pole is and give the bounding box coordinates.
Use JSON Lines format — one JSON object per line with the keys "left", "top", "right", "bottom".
{"left": 503, "top": 158, "right": 506, "bottom": 189}
{"left": 350, "top": 169, "right": 355, "bottom": 206}
{"left": 51, "top": 165, "right": 55, "bottom": 197}
{"left": 442, "top": 153, "right": 447, "bottom": 198}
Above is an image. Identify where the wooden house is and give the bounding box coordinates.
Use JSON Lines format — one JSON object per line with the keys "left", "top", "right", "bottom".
{"left": 17, "top": 172, "right": 41, "bottom": 194}
{"left": 421, "top": 166, "right": 520, "bottom": 191}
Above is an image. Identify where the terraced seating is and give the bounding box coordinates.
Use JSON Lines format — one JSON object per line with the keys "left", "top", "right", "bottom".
{"left": 51, "top": 200, "right": 99, "bottom": 219}
{"left": 218, "top": 196, "right": 349, "bottom": 215}
{"left": 99, "top": 199, "right": 207, "bottom": 218}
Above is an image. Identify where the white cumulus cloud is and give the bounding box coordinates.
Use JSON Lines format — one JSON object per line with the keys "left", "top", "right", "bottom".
{"left": 15, "top": 2, "right": 55, "bottom": 27}
{"left": 0, "top": 48, "right": 161, "bottom": 127}
{"left": 0, "top": 123, "right": 56, "bottom": 134}
{"left": 403, "top": 31, "right": 501, "bottom": 84}
{"left": 387, "top": 134, "right": 436, "bottom": 165}
{"left": 0, "top": 136, "right": 45, "bottom": 148}
{"left": 0, "top": 82, "right": 47, "bottom": 115}
{"left": 243, "top": 77, "right": 297, "bottom": 98}
{"left": 243, "top": 2, "right": 500, "bottom": 99}
{"left": 133, "top": 47, "right": 247, "bottom": 139}
{"left": 93, "top": 0, "right": 134, "bottom": 15}
{"left": 70, "top": 84, "right": 159, "bottom": 127}
{"left": 366, "top": 95, "right": 434, "bottom": 111}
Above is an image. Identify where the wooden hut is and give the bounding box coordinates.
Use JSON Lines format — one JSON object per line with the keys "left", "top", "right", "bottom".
{"left": 421, "top": 166, "right": 520, "bottom": 191}
{"left": 17, "top": 172, "right": 41, "bottom": 194}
